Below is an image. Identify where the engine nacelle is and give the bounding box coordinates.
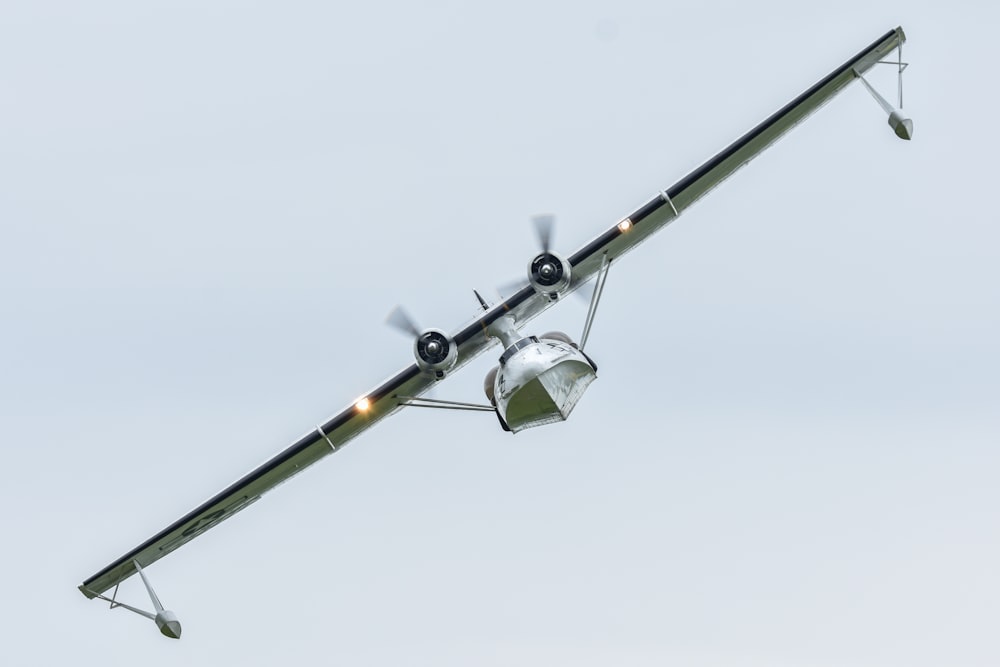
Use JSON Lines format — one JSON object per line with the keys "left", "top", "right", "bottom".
{"left": 527, "top": 251, "right": 572, "bottom": 297}
{"left": 413, "top": 328, "right": 458, "bottom": 375}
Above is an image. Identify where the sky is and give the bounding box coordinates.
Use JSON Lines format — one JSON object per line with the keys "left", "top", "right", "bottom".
{"left": 2, "top": 1, "right": 998, "bottom": 665}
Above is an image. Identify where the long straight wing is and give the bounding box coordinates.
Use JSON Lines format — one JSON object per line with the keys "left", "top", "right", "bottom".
{"left": 80, "top": 26, "right": 905, "bottom": 599}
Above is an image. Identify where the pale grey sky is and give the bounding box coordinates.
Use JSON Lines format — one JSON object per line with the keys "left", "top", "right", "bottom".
{"left": 2, "top": 1, "right": 998, "bottom": 665}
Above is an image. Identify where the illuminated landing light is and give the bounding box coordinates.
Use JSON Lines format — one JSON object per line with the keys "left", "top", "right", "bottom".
{"left": 617, "top": 218, "right": 633, "bottom": 233}
{"left": 355, "top": 397, "right": 371, "bottom": 412}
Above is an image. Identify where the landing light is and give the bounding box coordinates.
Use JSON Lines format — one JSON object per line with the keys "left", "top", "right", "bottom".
{"left": 617, "top": 218, "right": 632, "bottom": 233}
{"left": 355, "top": 397, "right": 371, "bottom": 412}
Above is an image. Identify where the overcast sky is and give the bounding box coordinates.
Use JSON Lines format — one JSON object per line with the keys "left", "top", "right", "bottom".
{"left": 2, "top": 1, "right": 998, "bottom": 665}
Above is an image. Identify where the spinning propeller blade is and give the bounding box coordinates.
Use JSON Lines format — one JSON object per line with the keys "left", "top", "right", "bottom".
{"left": 497, "top": 278, "right": 529, "bottom": 299}
{"left": 532, "top": 214, "right": 555, "bottom": 254}
{"left": 385, "top": 305, "right": 421, "bottom": 337}
{"left": 496, "top": 214, "right": 561, "bottom": 298}
{"left": 573, "top": 277, "right": 596, "bottom": 302}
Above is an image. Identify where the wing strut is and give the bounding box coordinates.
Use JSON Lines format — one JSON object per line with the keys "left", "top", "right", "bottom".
{"left": 579, "top": 252, "right": 611, "bottom": 351}
{"left": 855, "top": 41, "right": 912, "bottom": 140}
{"left": 84, "top": 561, "right": 183, "bottom": 639}
{"left": 396, "top": 395, "right": 495, "bottom": 412}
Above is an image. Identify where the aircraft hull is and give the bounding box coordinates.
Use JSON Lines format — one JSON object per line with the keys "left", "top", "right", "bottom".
{"left": 494, "top": 338, "right": 597, "bottom": 433}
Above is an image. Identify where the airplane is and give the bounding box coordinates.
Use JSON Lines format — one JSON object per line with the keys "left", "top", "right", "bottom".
{"left": 78, "top": 26, "right": 912, "bottom": 638}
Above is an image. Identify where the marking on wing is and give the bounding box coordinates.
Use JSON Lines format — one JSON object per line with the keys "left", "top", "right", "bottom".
{"left": 161, "top": 495, "right": 258, "bottom": 551}
{"left": 180, "top": 510, "right": 225, "bottom": 538}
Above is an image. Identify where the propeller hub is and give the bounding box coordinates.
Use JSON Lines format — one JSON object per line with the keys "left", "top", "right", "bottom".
{"left": 416, "top": 330, "right": 454, "bottom": 368}
{"left": 530, "top": 252, "right": 567, "bottom": 289}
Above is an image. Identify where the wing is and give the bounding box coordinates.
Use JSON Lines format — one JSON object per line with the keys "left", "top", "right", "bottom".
{"left": 80, "top": 26, "right": 905, "bottom": 598}
{"left": 555, "top": 26, "right": 907, "bottom": 295}
{"left": 79, "top": 365, "right": 436, "bottom": 598}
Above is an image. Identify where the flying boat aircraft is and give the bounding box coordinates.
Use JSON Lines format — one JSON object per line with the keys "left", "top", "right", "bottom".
{"left": 79, "top": 26, "right": 913, "bottom": 638}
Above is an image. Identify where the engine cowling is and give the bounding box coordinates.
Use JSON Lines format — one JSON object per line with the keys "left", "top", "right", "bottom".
{"left": 527, "top": 251, "right": 571, "bottom": 297}
{"left": 413, "top": 328, "right": 458, "bottom": 375}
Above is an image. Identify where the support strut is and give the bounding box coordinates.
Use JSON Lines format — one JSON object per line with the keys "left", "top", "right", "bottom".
{"left": 86, "top": 561, "right": 183, "bottom": 639}
{"left": 579, "top": 253, "right": 611, "bottom": 351}
{"left": 856, "top": 42, "right": 912, "bottom": 140}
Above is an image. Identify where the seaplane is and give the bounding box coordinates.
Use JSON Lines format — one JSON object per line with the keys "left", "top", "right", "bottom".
{"left": 78, "top": 26, "right": 913, "bottom": 637}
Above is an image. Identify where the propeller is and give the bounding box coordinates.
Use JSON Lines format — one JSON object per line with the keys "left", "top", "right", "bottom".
{"left": 496, "top": 214, "right": 560, "bottom": 298}
{"left": 385, "top": 305, "right": 456, "bottom": 377}
{"left": 572, "top": 277, "right": 596, "bottom": 303}
{"left": 385, "top": 305, "right": 421, "bottom": 337}
{"left": 532, "top": 214, "right": 555, "bottom": 254}
{"left": 497, "top": 277, "right": 529, "bottom": 300}
{"left": 501, "top": 276, "right": 593, "bottom": 302}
